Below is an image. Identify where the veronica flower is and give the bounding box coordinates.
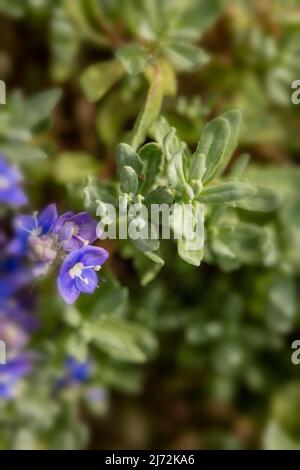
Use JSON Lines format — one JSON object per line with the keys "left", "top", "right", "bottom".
{"left": 0, "top": 155, "right": 27, "bottom": 207}
{"left": 0, "top": 256, "right": 30, "bottom": 301}
{"left": 9, "top": 204, "right": 58, "bottom": 259}
{"left": 55, "top": 211, "right": 97, "bottom": 252}
{"left": 0, "top": 354, "right": 33, "bottom": 399}
{"left": 57, "top": 245, "right": 109, "bottom": 304}
{"left": 55, "top": 356, "right": 91, "bottom": 391}
{"left": 65, "top": 356, "right": 91, "bottom": 382}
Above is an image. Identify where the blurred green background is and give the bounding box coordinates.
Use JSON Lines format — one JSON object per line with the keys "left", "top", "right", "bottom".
{"left": 0, "top": 0, "right": 300, "bottom": 450}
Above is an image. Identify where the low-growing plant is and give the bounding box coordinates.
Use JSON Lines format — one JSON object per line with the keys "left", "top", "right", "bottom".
{"left": 0, "top": 0, "right": 299, "bottom": 450}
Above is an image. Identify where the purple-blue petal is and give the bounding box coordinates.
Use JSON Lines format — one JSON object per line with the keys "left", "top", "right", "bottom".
{"left": 0, "top": 156, "right": 22, "bottom": 183}
{"left": 75, "top": 268, "right": 98, "bottom": 294}
{"left": 7, "top": 237, "right": 27, "bottom": 256}
{"left": 66, "top": 357, "right": 91, "bottom": 383}
{"left": 70, "top": 212, "right": 97, "bottom": 241}
{"left": 57, "top": 275, "right": 80, "bottom": 305}
{"left": 14, "top": 214, "right": 37, "bottom": 238}
{"left": 57, "top": 246, "right": 109, "bottom": 304}
{"left": 0, "top": 187, "right": 28, "bottom": 206}
{"left": 38, "top": 203, "right": 58, "bottom": 234}
{"left": 56, "top": 212, "right": 98, "bottom": 252}
{"left": 81, "top": 246, "right": 109, "bottom": 267}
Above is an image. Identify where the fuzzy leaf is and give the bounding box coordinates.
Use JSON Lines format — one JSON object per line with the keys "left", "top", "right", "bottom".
{"left": 144, "top": 186, "right": 174, "bottom": 207}
{"left": 178, "top": 240, "right": 204, "bottom": 267}
{"left": 24, "top": 89, "right": 62, "bottom": 129}
{"left": 218, "top": 223, "right": 267, "bottom": 264}
{"left": 80, "top": 60, "right": 124, "bottom": 102}
{"left": 198, "top": 117, "right": 231, "bottom": 183}
{"left": 216, "top": 109, "right": 242, "bottom": 176}
{"left": 120, "top": 166, "right": 139, "bottom": 194}
{"left": 235, "top": 186, "right": 281, "bottom": 212}
{"left": 131, "top": 67, "right": 164, "bottom": 150}
{"left": 164, "top": 41, "right": 209, "bottom": 71}
{"left": 92, "top": 317, "right": 157, "bottom": 363}
{"left": 139, "top": 143, "right": 163, "bottom": 194}
{"left": 197, "top": 181, "right": 257, "bottom": 204}
{"left": 131, "top": 233, "right": 160, "bottom": 253}
{"left": 116, "top": 44, "right": 150, "bottom": 75}
{"left": 116, "top": 143, "right": 144, "bottom": 176}
{"left": 167, "top": 150, "right": 186, "bottom": 188}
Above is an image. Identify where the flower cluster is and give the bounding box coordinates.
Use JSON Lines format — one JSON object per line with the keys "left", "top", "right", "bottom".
{"left": 0, "top": 155, "right": 108, "bottom": 398}
{"left": 0, "top": 237, "right": 38, "bottom": 399}
{"left": 9, "top": 203, "right": 109, "bottom": 304}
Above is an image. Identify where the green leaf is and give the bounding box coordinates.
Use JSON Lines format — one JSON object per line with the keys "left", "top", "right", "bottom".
{"left": 164, "top": 41, "right": 209, "bottom": 71}
{"left": 134, "top": 251, "right": 164, "bottom": 286}
{"left": 50, "top": 7, "right": 80, "bottom": 82}
{"left": 189, "top": 152, "right": 206, "bottom": 182}
{"left": 216, "top": 109, "right": 242, "bottom": 176}
{"left": 144, "top": 251, "right": 164, "bottom": 265}
{"left": 169, "top": 0, "right": 223, "bottom": 41}
{"left": 218, "top": 222, "right": 267, "bottom": 264}
{"left": 66, "top": 334, "right": 88, "bottom": 362}
{"left": 84, "top": 176, "right": 119, "bottom": 210}
{"left": 144, "top": 186, "right": 174, "bottom": 207}
{"left": 90, "top": 286, "right": 128, "bottom": 320}
{"left": 229, "top": 154, "right": 250, "bottom": 178}
{"left": 235, "top": 186, "right": 281, "bottom": 212}
{"left": 197, "top": 181, "right": 257, "bottom": 204}
{"left": 80, "top": 60, "right": 124, "bottom": 102}
{"left": 167, "top": 150, "right": 186, "bottom": 189}
{"left": 154, "top": 116, "right": 173, "bottom": 146}
{"left": 92, "top": 317, "right": 157, "bottom": 363}
{"left": 178, "top": 239, "right": 203, "bottom": 267}
{"left": 25, "top": 89, "right": 62, "bottom": 129}
{"left": 198, "top": 117, "right": 231, "bottom": 183}
{"left": 116, "top": 143, "right": 144, "bottom": 176}
{"left": 131, "top": 67, "right": 164, "bottom": 150}
{"left": 149, "top": 58, "right": 177, "bottom": 96}
{"left": 0, "top": 143, "right": 47, "bottom": 163}
{"left": 120, "top": 166, "right": 139, "bottom": 194}
{"left": 65, "top": 0, "right": 110, "bottom": 47}
{"left": 176, "top": 203, "right": 205, "bottom": 266}
{"left": 265, "top": 274, "right": 297, "bottom": 334}
{"left": 131, "top": 232, "right": 160, "bottom": 253}
{"left": 116, "top": 43, "right": 151, "bottom": 75}
{"left": 139, "top": 143, "right": 163, "bottom": 193}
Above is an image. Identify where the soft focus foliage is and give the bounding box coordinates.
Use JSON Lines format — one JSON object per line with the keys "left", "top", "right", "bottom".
{"left": 0, "top": 0, "right": 299, "bottom": 450}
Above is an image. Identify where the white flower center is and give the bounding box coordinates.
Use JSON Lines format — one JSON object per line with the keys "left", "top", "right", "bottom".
{"left": 65, "top": 222, "right": 78, "bottom": 238}
{"left": 69, "top": 262, "right": 85, "bottom": 280}
{"left": 69, "top": 262, "right": 102, "bottom": 286}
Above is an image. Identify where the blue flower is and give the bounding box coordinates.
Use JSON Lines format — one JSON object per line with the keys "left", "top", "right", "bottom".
{"left": 55, "top": 356, "right": 91, "bottom": 391}
{"left": 9, "top": 203, "right": 58, "bottom": 257}
{"left": 0, "top": 256, "right": 30, "bottom": 301}
{"left": 55, "top": 211, "right": 97, "bottom": 252}
{"left": 0, "top": 156, "right": 28, "bottom": 207}
{"left": 0, "top": 354, "right": 33, "bottom": 399}
{"left": 57, "top": 245, "right": 109, "bottom": 304}
{"left": 65, "top": 356, "right": 91, "bottom": 383}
